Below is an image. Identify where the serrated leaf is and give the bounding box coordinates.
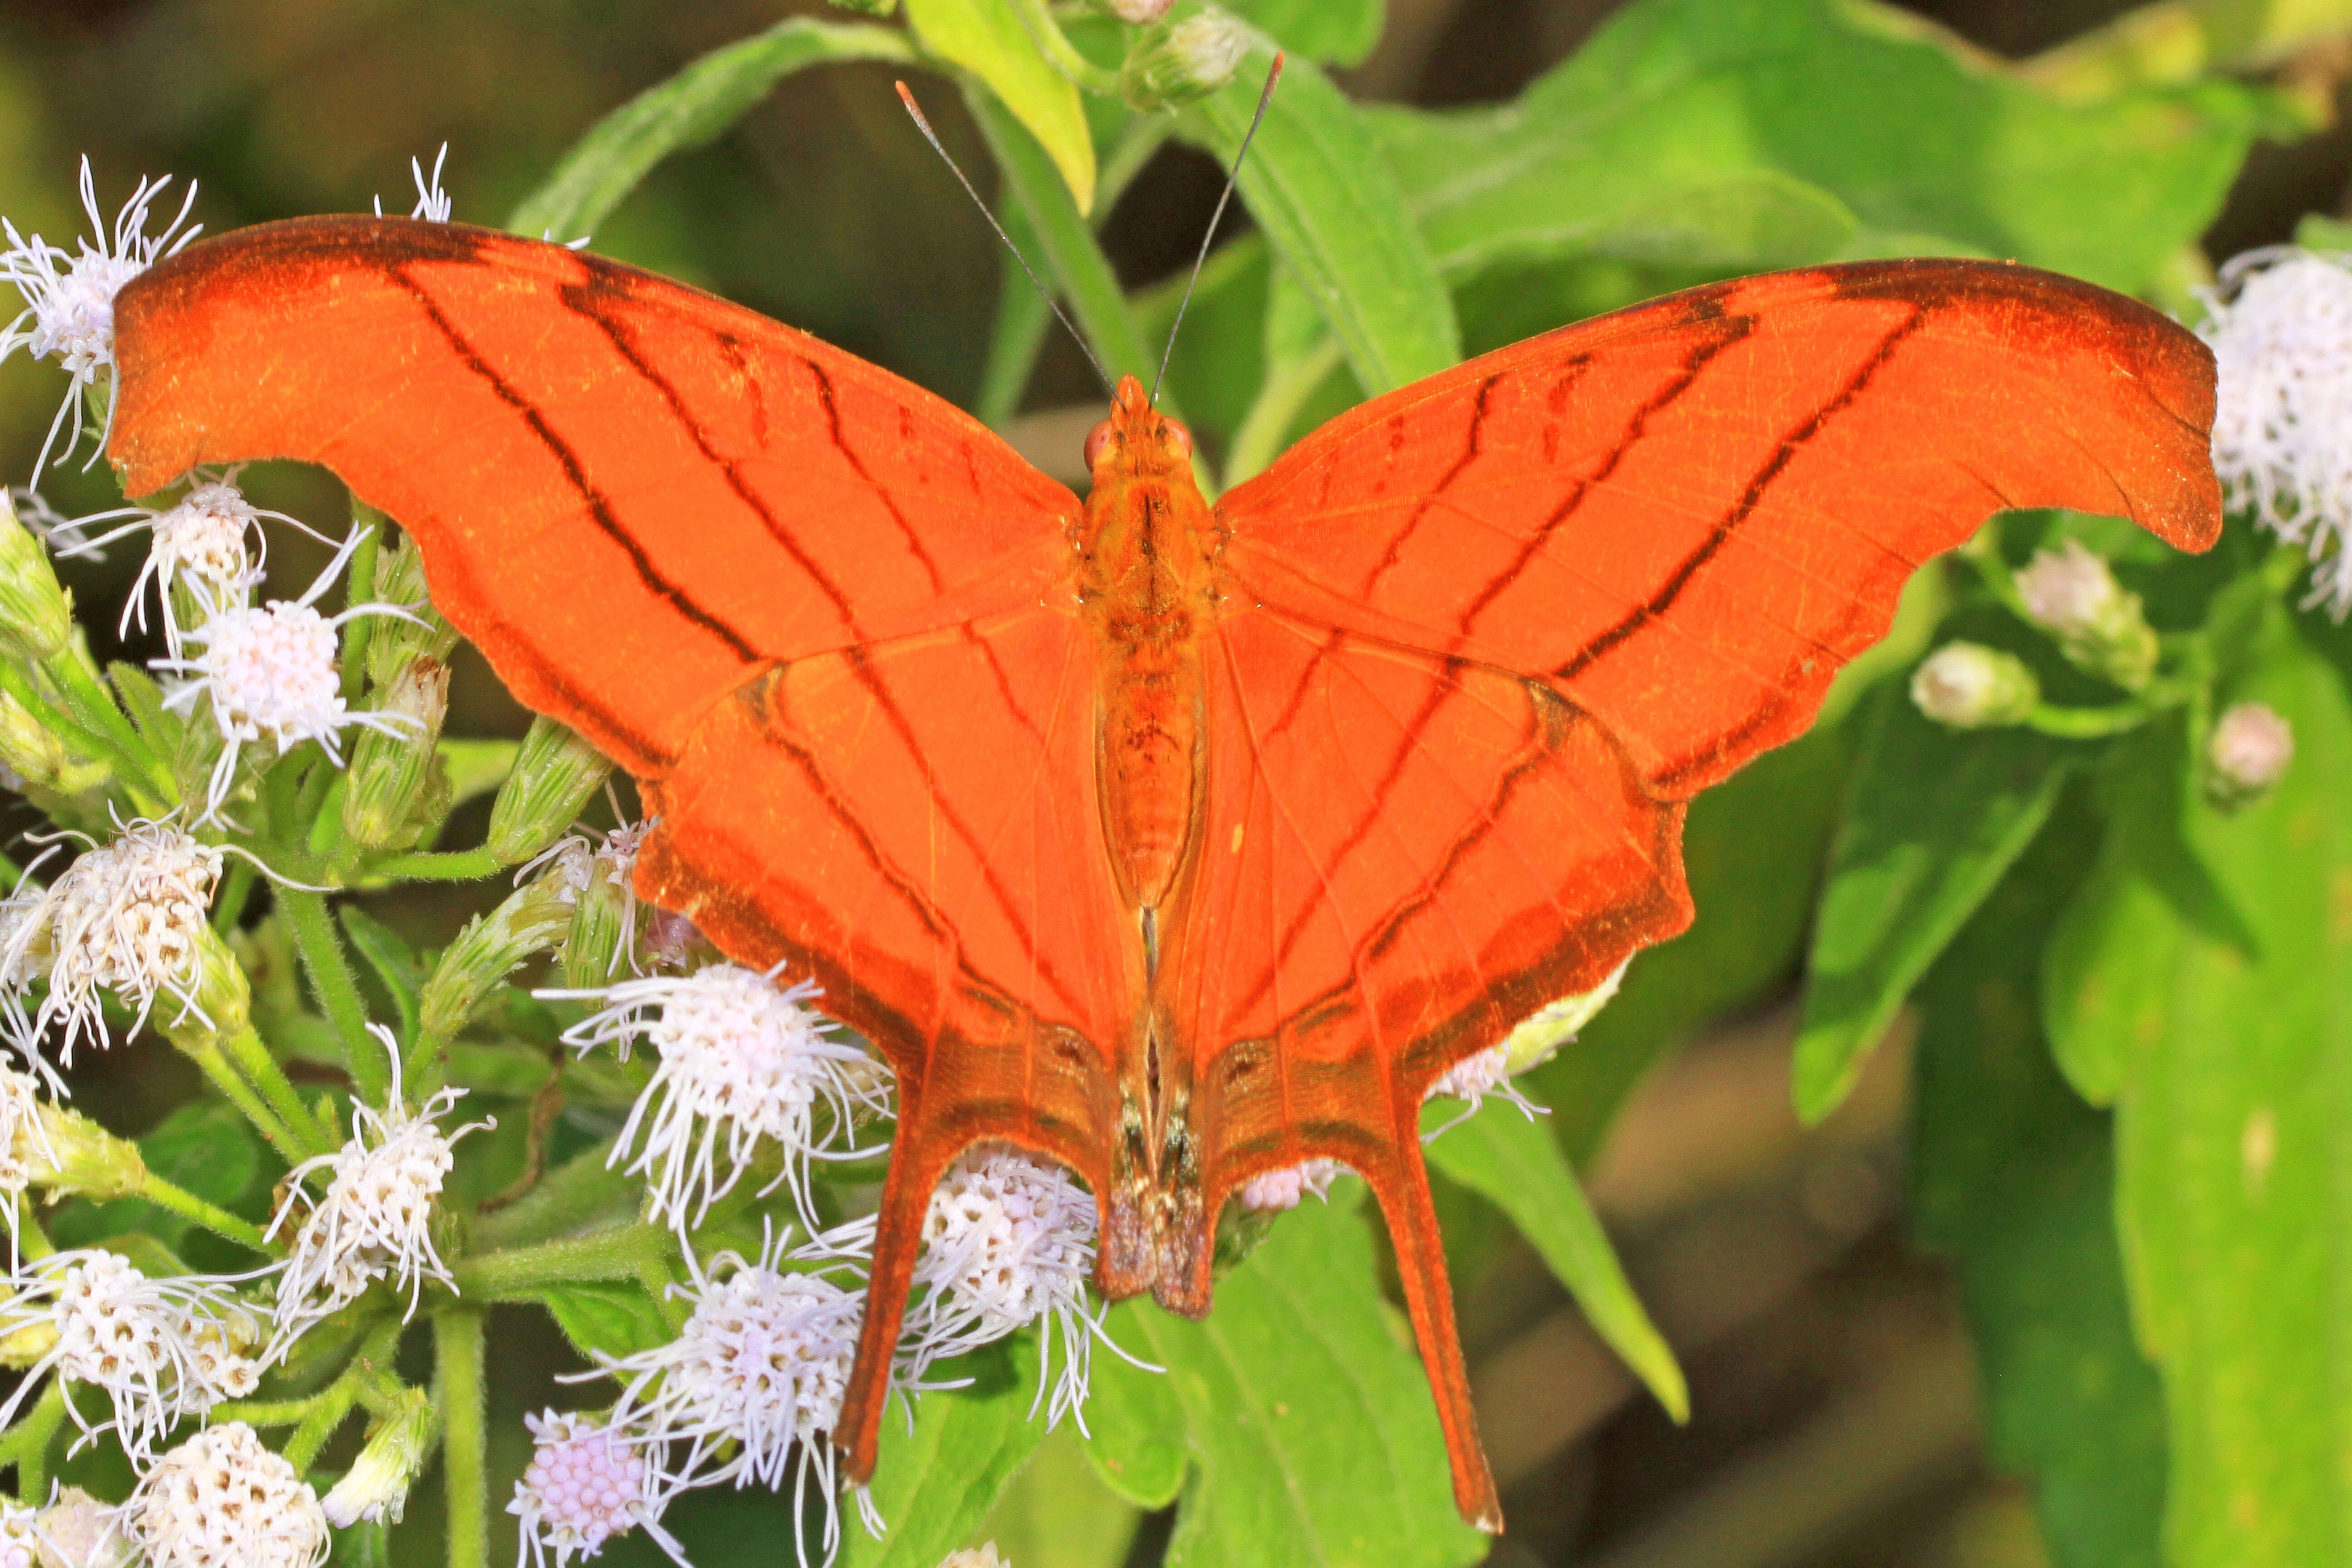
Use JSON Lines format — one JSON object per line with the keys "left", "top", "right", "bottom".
{"left": 1374, "top": 0, "right": 2279, "bottom": 294}
{"left": 839, "top": 1337, "right": 1051, "bottom": 1568}
{"left": 1795, "top": 681, "right": 2074, "bottom": 1122}
{"left": 1090, "top": 1186, "right": 1485, "bottom": 1568}
{"left": 338, "top": 905, "right": 424, "bottom": 1045}
{"left": 1911, "top": 794, "right": 2166, "bottom": 1568}
{"left": 1422, "top": 1103, "right": 1685, "bottom": 1420}
{"left": 1179, "top": 39, "right": 1458, "bottom": 395}
{"left": 1224, "top": 0, "right": 1382, "bottom": 65}
{"left": 2092, "top": 634, "right": 2352, "bottom": 1565}
{"left": 534, "top": 1281, "right": 674, "bottom": 1362}
{"left": 907, "top": 0, "right": 1096, "bottom": 213}
{"left": 508, "top": 18, "right": 918, "bottom": 241}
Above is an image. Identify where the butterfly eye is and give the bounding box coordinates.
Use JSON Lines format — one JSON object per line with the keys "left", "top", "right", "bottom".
{"left": 1084, "top": 420, "right": 1115, "bottom": 469}
{"left": 1163, "top": 421, "right": 1193, "bottom": 459}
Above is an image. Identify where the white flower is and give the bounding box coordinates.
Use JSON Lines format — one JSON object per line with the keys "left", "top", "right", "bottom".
{"left": 0, "top": 158, "right": 200, "bottom": 477}
{"left": 2, "top": 819, "right": 221, "bottom": 1065}
{"left": 901, "top": 1145, "right": 1130, "bottom": 1434}
{"left": 57, "top": 476, "right": 329, "bottom": 656}
{"left": 2200, "top": 247, "right": 2352, "bottom": 617}
{"left": 1423, "top": 1043, "right": 1547, "bottom": 1142}
{"left": 510, "top": 1410, "right": 681, "bottom": 1568}
{"left": 0, "top": 1250, "right": 262, "bottom": 1464}
{"left": 126, "top": 1422, "right": 326, "bottom": 1568}
{"left": 599, "top": 1227, "right": 884, "bottom": 1566}
{"left": 376, "top": 145, "right": 451, "bottom": 224}
{"left": 153, "top": 528, "right": 417, "bottom": 823}
{"left": 545, "top": 964, "right": 891, "bottom": 1236}
{"left": 2209, "top": 700, "right": 2296, "bottom": 804}
{"left": 1237, "top": 1158, "right": 1345, "bottom": 1213}
{"left": 9, "top": 486, "right": 97, "bottom": 555}
{"left": 2014, "top": 539, "right": 2120, "bottom": 635}
{"left": 1909, "top": 642, "right": 2039, "bottom": 729}
{"left": 0, "top": 1051, "right": 58, "bottom": 1266}
{"left": 0, "top": 1499, "right": 36, "bottom": 1568}
{"left": 940, "top": 1547, "right": 1009, "bottom": 1568}
{"left": 318, "top": 1389, "right": 432, "bottom": 1529}
{"left": 523, "top": 813, "right": 652, "bottom": 979}
{"left": 35, "top": 1487, "right": 132, "bottom": 1568}
{"left": 266, "top": 1026, "right": 491, "bottom": 1357}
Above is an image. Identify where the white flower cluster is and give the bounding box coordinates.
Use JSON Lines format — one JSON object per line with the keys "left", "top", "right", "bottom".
{"left": 154, "top": 527, "right": 419, "bottom": 823}
{"left": 2, "top": 817, "right": 221, "bottom": 1065}
{"left": 0, "top": 157, "right": 199, "bottom": 477}
{"left": 2200, "top": 247, "right": 2352, "bottom": 617}
{"left": 549, "top": 964, "right": 892, "bottom": 1235}
{"left": 0, "top": 1250, "right": 260, "bottom": 1463}
{"left": 267, "top": 1027, "right": 491, "bottom": 1356}
{"left": 125, "top": 1421, "right": 327, "bottom": 1568}
{"left": 60, "top": 475, "right": 331, "bottom": 656}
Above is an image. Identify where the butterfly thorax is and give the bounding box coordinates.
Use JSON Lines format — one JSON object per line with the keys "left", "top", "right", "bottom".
{"left": 1079, "top": 377, "right": 1215, "bottom": 920}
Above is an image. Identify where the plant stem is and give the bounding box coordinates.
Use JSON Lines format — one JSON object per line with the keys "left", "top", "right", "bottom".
{"left": 0, "top": 1380, "right": 66, "bottom": 1503}
{"left": 282, "top": 1375, "right": 362, "bottom": 1475}
{"left": 1006, "top": 0, "right": 1122, "bottom": 93}
{"left": 181, "top": 1038, "right": 309, "bottom": 1162}
{"left": 2025, "top": 702, "right": 2157, "bottom": 739}
{"left": 451, "top": 1223, "right": 672, "bottom": 1299}
{"left": 469, "top": 1137, "right": 632, "bottom": 1252}
{"left": 364, "top": 846, "right": 502, "bottom": 883}
{"left": 222, "top": 1022, "right": 339, "bottom": 1157}
{"left": 436, "top": 1309, "right": 490, "bottom": 1568}
{"left": 139, "top": 1170, "right": 272, "bottom": 1251}
{"left": 279, "top": 886, "right": 387, "bottom": 1107}
{"left": 211, "top": 856, "right": 257, "bottom": 937}
{"left": 38, "top": 647, "right": 176, "bottom": 804}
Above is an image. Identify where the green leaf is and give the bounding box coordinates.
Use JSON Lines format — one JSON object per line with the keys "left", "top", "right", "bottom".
{"left": 1078, "top": 1309, "right": 1187, "bottom": 1509}
{"left": 840, "top": 1337, "right": 1052, "bottom": 1568}
{"left": 1224, "top": 0, "right": 1383, "bottom": 64}
{"left": 1374, "top": 0, "right": 2283, "bottom": 294}
{"left": 533, "top": 1281, "right": 675, "bottom": 1362}
{"left": 1089, "top": 1185, "right": 1486, "bottom": 1568}
{"left": 507, "top": 18, "right": 918, "bottom": 241}
{"left": 1910, "top": 792, "right": 2166, "bottom": 1568}
{"left": 979, "top": 1421, "right": 1141, "bottom": 1568}
{"left": 1422, "top": 1104, "right": 1685, "bottom": 1421}
{"left": 437, "top": 738, "right": 520, "bottom": 812}
{"left": 338, "top": 906, "right": 424, "bottom": 1046}
{"left": 907, "top": 0, "right": 1097, "bottom": 213}
{"left": 1794, "top": 681, "right": 2074, "bottom": 1122}
{"left": 1180, "top": 39, "right": 1459, "bottom": 395}
{"left": 51, "top": 1102, "right": 266, "bottom": 1259}
{"left": 2092, "top": 633, "right": 2352, "bottom": 1565}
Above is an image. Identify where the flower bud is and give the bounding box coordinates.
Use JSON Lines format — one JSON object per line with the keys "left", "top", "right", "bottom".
{"left": 1108, "top": 0, "right": 1173, "bottom": 20}
{"left": 322, "top": 1385, "right": 433, "bottom": 1527}
{"left": 35, "top": 1486, "right": 135, "bottom": 1568}
{"left": 1910, "top": 642, "right": 2040, "bottom": 729}
{"left": 0, "top": 492, "right": 72, "bottom": 662}
{"left": 487, "top": 716, "right": 612, "bottom": 866}
{"left": 0, "top": 1315, "right": 56, "bottom": 1370}
{"left": 1122, "top": 9, "right": 1250, "bottom": 112}
{"left": 24, "top": 1102, "right": 147, "bottom": 1200}
{"left": 0, "top": 684, "right": 103, "bottom": 795}
{"left": 343, "top": 656, "right": 451, "bottom": 849}
{"left": 1501, "top": 955, "right": 1631, "bottom": 1076}
{"left": 2205, "top": 701, "right": 2294, "bottom": 811}
{"left": 2014, "top": 540, "right": 2158, "bottom": 690}
{"left": 420, "top": 852, "right": 583, "bottom": 1039}
{"left": 362, "top": 533, "right": 458, "bottom": 688}
{"left": 560, "top": 827, "right": 646, "bottom": 989}
{"left": 157, "top": 921, "right": 253, "bottom": 1055}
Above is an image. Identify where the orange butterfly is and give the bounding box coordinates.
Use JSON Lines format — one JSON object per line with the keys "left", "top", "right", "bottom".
{"left": 107, "top": 217, "right": 2219, "bottom": 1529}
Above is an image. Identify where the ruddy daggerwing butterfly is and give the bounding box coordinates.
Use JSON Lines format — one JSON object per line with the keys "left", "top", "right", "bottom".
{"left": 104, "top": 216, "right": 2220, "bottom": 1531}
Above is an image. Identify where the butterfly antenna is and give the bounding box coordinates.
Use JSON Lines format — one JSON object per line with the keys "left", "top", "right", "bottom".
{"left": 1151, "top": 52, "right": 1284, "bottom": 409}
{"left": 894, "top": 81, "right": 1115, "bottom": 396}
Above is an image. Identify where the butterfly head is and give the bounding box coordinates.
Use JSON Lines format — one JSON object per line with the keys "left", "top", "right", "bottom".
{"left": 1085, "top": 374, "right": 1193, "bottom": 482}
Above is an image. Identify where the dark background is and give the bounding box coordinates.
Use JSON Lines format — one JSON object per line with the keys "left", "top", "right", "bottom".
{"left": 0, "top": 3, "right": 2343, "bottom": 1564}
